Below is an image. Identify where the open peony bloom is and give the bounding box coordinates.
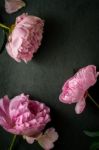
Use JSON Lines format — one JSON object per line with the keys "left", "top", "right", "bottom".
{"left": 23, "top": 128, "right": 59, "bottom": 150}
{"left": 6, "top": 13, "right": 44, "bottom": 63}
{"left": 0, "top": 94, "right": 50, "bottom": 136}
{"left": 5, "top": 0, "right": 26, "bottom": 14}
{"left": 59, "top": 65, "right": 99, "bottom": 114}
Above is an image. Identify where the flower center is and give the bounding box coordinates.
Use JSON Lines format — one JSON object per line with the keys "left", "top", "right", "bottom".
{"left": 28, "top": 102, "right": 38, "bottom": 115}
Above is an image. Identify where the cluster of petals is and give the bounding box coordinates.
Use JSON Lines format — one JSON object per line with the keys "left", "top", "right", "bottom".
{"left": 0, "top": 93, "right": 59, "bottom": 149}
{"left": 6, "top": 13, "right": 44, "bottom": 63}
{"left": 0, "top": 93, "right": 50, "bottom": 136}
{"left": 59, "top": 65, "right": 99, "bottom": 114}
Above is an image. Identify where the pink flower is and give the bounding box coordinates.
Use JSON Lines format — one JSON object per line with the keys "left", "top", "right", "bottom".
{"left": 5, "top": 0, "right": 26, "bottom": 14}
{"left": 6, "top": 13, "right": 44, "bottom": 63}
{"left": 0, "top": 94, "right": 50, "bottom": 136}
{"left": 59, "top": 65, "right": 99, "bottom": 114}
{"left": 23, "top": 128, "right": 59, "bottom": 150}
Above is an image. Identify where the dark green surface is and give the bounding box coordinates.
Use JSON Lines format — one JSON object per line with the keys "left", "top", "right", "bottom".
{"left": 0, "top": 0, "right": 99, "bottom": 150}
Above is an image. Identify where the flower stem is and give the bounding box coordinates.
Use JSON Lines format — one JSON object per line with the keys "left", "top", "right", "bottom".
{"left": 0, "top": 23, "right": 10, "bottom": 31}
{"left": 9, "top": 135, "right": 17, "bottom": 150}
{"left": 88, "top": 93, "right": 99, "bottom": 109}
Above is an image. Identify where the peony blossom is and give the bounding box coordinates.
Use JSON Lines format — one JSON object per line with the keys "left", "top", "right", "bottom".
{"left": 6, "top": 13, "right": 44, "bottom": 63}
{"left": 5, "top": 0, "right": 26, "bottom": 14}
{"left": 23, "top": 128, "right": 59, "bottom": 150}
{"left": 59, "top": 65, "right": 99, "bottom": 114}
{"left": 0, "top": 94, "right": 50, "bottom": 136}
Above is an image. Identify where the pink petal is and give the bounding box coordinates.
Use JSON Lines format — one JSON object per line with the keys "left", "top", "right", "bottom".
{"left": 2, "top": 96, "right": 10, "bottom": 114}
{"left": 38, "top": 128, "right": 59, "bottom": 150}
{"left": 23, "top": 135, "right": 35, "bottom": 144}
{"left": 5, "top": 0, "right": 26, "bottom": 14}
{"left": 45, "top": 128, "right": 59, "bottom": 142}
{"left": 0, "top": 96, "right": 11, "bottom": 129}
{"left": 38, "top": 137, "right": 54, "bottom": 150}
{"left": 75, "top": 98, "right": 86, "bottom": 114}
{"left": 0, "top": 96, "right": 10, "bottom": 118}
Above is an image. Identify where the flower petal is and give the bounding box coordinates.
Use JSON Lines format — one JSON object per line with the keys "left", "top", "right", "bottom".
{"left": 38, "top": 128, "right": 59, "bottom": 150}
{"left": 23, "top": 135, "right": 35, "bottom": 144}
{"left": 75, "top": 98, "right": 86, "bottom": 114}
{"left": 5, "top": 0, "right": 26, "bottom": 14}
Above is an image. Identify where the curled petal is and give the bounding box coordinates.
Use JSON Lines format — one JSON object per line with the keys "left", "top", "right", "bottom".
{"left": 75, "top": 98, "right": 86, "bottom": 114}
{"left": 23, "top": 135, "right": 35, "bottom": 144}
{"left": 0, "top": 96, "right": 12, "bottom": 129}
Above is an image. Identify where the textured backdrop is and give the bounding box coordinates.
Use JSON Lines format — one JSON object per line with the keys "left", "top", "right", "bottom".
{"left": 0, "top": 0, "right": 99, "bottom": 150}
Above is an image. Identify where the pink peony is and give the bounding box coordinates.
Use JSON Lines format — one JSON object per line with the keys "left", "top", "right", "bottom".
{"left": 59, "top": 65, "right": 99, "bottom": 114}
{"left": 6, "top": 13, "right": 44, "bottom": 63}
{"left": 0, "top": 94, "right": 50, "bottom": 136}
{"left": 5, "top": 0, "right": 26, "bottom": 14}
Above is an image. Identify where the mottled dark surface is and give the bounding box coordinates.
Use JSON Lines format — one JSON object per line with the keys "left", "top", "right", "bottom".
{"left": 0, "top": 0, "right": 99, "bottom": 150}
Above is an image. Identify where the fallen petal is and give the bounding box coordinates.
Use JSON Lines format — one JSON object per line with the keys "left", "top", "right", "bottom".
{"left": 37, "top": 128, "right": 59, "bottom": 150}
{"left": 5, "top": 0, "right": 26, "bottom": 14}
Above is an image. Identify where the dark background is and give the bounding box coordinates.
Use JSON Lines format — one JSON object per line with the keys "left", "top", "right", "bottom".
{"left": 0, "top": 0, "right": 99, "bottom": 149}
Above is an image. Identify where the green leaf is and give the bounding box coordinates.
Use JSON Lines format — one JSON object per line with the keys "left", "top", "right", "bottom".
{"left": 0, "top": 30, "right": 7, "bottom": 54}
{"left": 90, "top": 142, "right": 99, "bottom": 150}
{"left": 84, "top": 131, "right": 99, "bottom": 137}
